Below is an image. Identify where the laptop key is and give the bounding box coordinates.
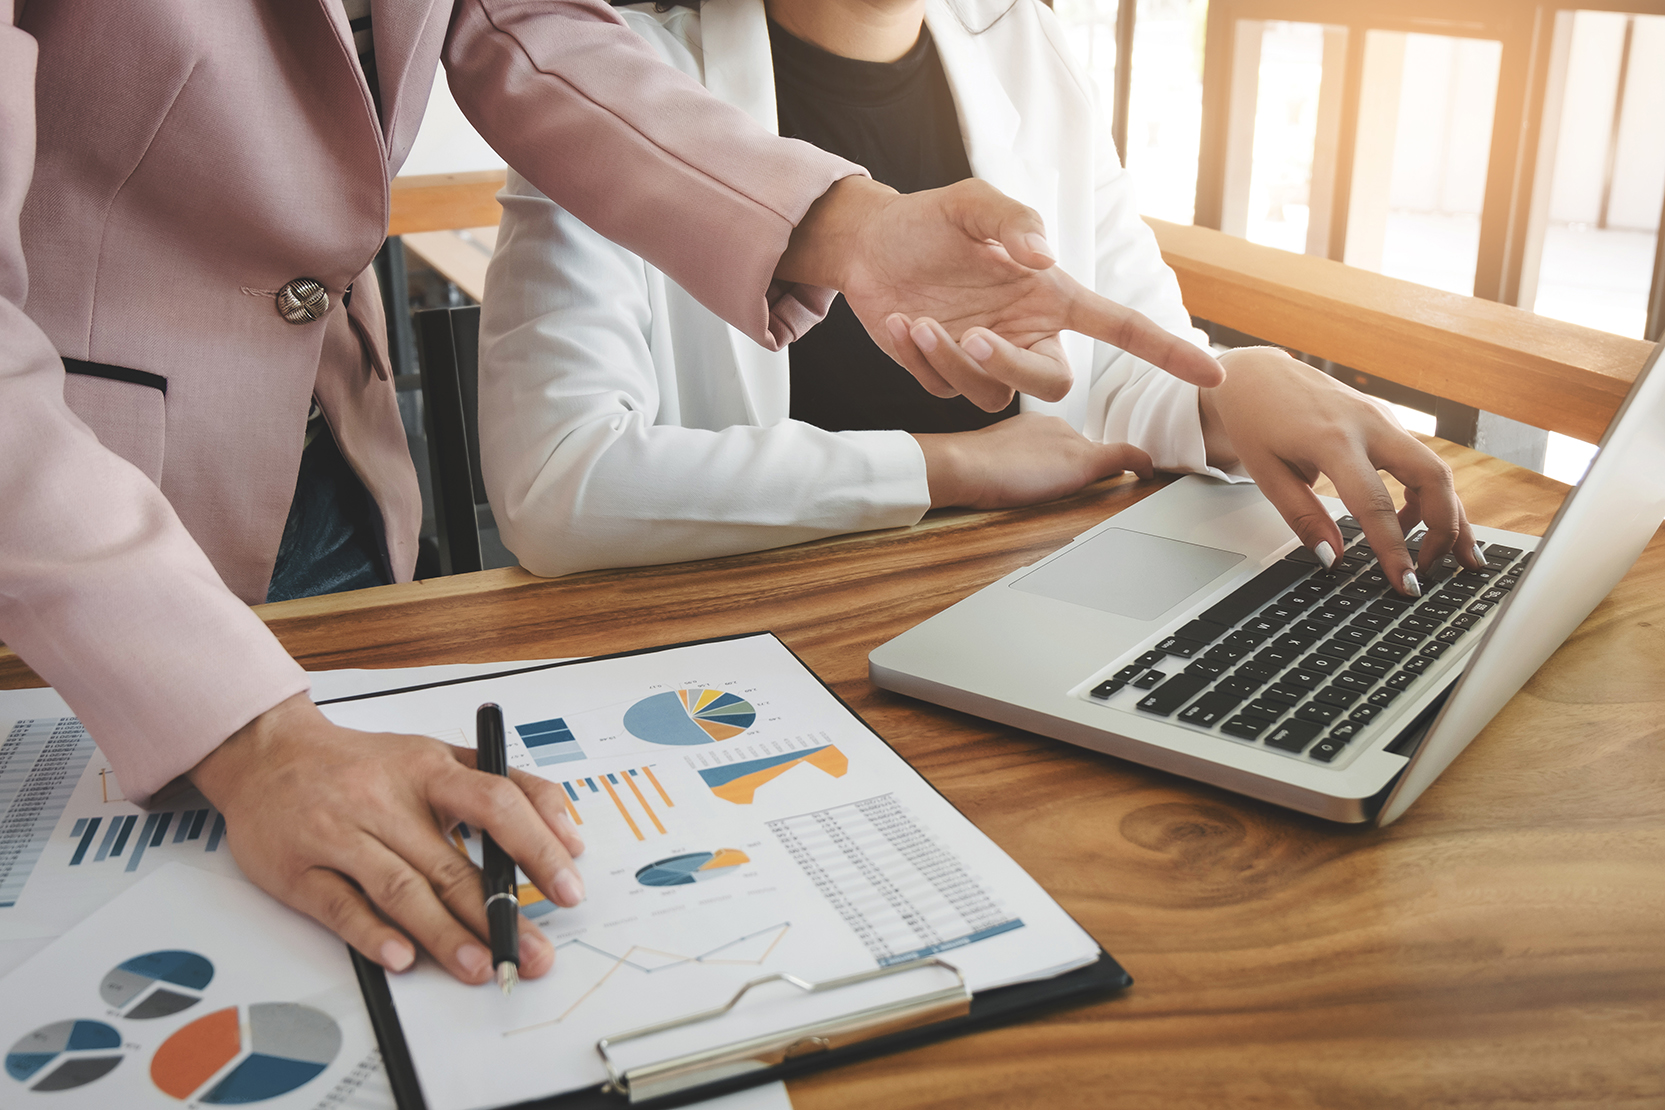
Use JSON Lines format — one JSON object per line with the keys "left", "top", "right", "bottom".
{"left": 1466, "top": 600, "right": 1495, "bottom": 615}
{"left": 1235, "top": 661, "right": 1283, "bottom": 682}
{"left": 1221, "top": 715, "right": 1272, "bottom": 740}
{"left": 1399, "top": 615, "right": 1441, "bottom": 635}
{"left": 1301, "top": 653, "right": 1344, "bottom": 674}
{"left": 1262, "top": 604, "right": 1304, "bottom": 624}
{"left": 1333, "top": 626, "right": 1375, "bottom": 646}
{"left": 1335, "top": 515, "right": 1364, "bottom": 539}
{"left": 1368, "top": 597, "right": 1414, "bottom": 615}
{"left": 1480, "top": 587, "right": 1509, "bottom": 603}
{"left": 1284, "top": 546, "right": 1323, "bottom": 564}
{"left": 1222, "top": 631, "right": 1268, "bottom": 651}
{"left": 1204, "top": 643, "right": 1248, "bottom": 664}
{"left": 1366, "top": 642, "right": 1409, "bottom": 662}
{"left": 1308, "top": 738, "right": 1347, "bottom": 763}
{"left": 1350, "top": 612, "right": 1392, "bottom": 633}
{"left": 1419, "top": 641, "right": 1450, "bottom": 659}
{"left": 1198, "top": 561, "right": 1312, "bottom": 627}
{"left": 1313, "top": 685, "right": 1361, "bottom": 708}
{"left": 1089, "top": 679, "right": 1125, "bottom": 699}
{"left": 1386, "top": 671, "right": 1417, "bottom": 691}
{"left": 1281, "top": 667, "right": 1324, "bottom": 689}
{"left": 1401, "top": 655, "right": 1433, "bottom": 674}
{"left": 1333, "top": 671, "right": 1375, "bottom": 693}
{"left": 1262, "top": 682, "right": 1307, "bottom": 704}
{"left": 1175, "top": 619, "right": 1230, "bottom": 644}
{"left": 1436, "top": 626, "right": 1467, "bottom": 644}
{"left": 1484, "top": 544, "right": 1522, "bottom": 561}
{"left": 1114, "top": 664, "right": 1144, "bottom": 681}
{"left": 1265, "top": 719, "right": 1322, "bottom": 753}
{"left": 1135, "top": 672, "right": 1213, "bottom": 716}
{"left": 1156, "top": 635, "right": 1207, "bottom": 657}
{"left": 1217, "top": 676, "right": 1265, "bottom": 698}
{"left": 1243, "top": 698, "right": 1290, "bottom": 720}
{"left": 1450, "top": 613, "right": 1479, "bottom": 629}
{"left": 1496, "top": 575, "right": 1519, "bottom": 590}
{"left": 1184, "top": 658, "right": 1229, "bottom": 678}
{"left": 1316, "top": 639, "right": 1361, "bottom": 659}
{"left": 1327, "top": 720, "right": 1362, "bottom": 744}
{"left": 1269, "top": 635, "right": 1312, "bottom": 656}
{"left": 1368, "top": 688, "right": 1401, "bottom": 706}
{"left": 1253, "top": 645, "right": 1303, "bottom": 666}
{"left": 1135, "top": 650, "right": 1166, "bottom": 668}
{"left": 1348, "top": 656, "right": 1391, "bottom": 678}
{"left": 1349, "top": 704, "right": 1382, "bottom": 724}
{"left": 1133, "top": 669, "right": 1166, "bottom": 689}
{"left": 1178, "top": 690, "right": 1244, "bottom": 727}
{"left": 1383, "top": 629, "right": 1425, "bottom": 648}
{"left": 1295, "top": 702, "right": 1341, "bottom": 724}
{"left": 1304, "top": 606, "right": 1346, "bottom": 626}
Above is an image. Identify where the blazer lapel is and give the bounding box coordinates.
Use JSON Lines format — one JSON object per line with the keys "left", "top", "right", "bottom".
{"left": 372, "top": 0, "right": 443, "bottom": 167}
{"left": 704, "top": 0, "right": 793, "bottom": 425}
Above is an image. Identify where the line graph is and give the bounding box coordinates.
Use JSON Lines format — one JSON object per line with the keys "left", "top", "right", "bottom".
{"left": 504, "top": 922, "right": 792, "bottom": 1034}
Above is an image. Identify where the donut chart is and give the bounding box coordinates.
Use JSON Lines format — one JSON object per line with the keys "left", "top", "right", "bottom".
{"left": 100, "top": 950, "right": 214, "bottom": 1019}
{"left": 151, "top": 1003, "right": 340, "bottom": 1104}
{"left": 635, "top": 848, "right": 750, "bottom": 887}
{"left": 624, "top": 690, "right": 757, "bottom": 746}
{"left": 6, "top": 1020, "right": 123, "bottom": 1091}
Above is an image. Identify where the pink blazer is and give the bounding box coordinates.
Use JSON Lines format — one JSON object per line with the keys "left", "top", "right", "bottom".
{"left": 0, "top": 0, "right": 854, "bottom": 802}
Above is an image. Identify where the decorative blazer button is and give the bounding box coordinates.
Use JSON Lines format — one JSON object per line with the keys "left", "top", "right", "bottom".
{"left": 276, "top": 278, "right": 330, "bottom": 323}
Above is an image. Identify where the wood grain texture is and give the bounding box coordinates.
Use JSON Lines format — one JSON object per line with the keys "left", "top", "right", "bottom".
{"left": 1150, "top": 217, "right": 1655, "bottom": 444}
{"left": 3, "top": 444, "right": 1661, "bottom": 1108}
{"left": 387, "top": 170, "right": 505, "bottom": 237}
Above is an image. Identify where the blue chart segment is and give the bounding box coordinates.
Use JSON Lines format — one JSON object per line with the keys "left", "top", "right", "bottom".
{"left": 151, "top": 1003, "right": 340, "bottom": 1104}
{"left": 624, "top": 690, "right": 757, "bottom": 746}
{"left": 101, "top": 950, "right": 214, "bottom": 1020}
{"left": 0, "top": 717, "right": 97, "bottom": 906}
{"left": 635, "top": 849, "right": 750, "bottom": 887}
{"left": 514, "top": 718, "right": 584, "bottom": 767}
{"left": 6, "top": 1020, "right": 123, "bottom": 1091}
{"left": 69, "top": 806, "right": 225, "bottom": 874}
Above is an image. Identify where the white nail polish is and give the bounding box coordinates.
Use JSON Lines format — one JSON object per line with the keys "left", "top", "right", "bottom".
{"left": 1401, "top": 571, "right": 1422, "bottom": 598}
{"left": 1314, "top": 541, "right": 1336, "bottom": 569}
{"left": 1472, "top": 543, "right": 1486, "bottom": 565}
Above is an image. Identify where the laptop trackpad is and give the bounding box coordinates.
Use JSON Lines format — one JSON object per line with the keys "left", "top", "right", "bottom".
{"left": 1010, "top": 528, "right": 1246, "bottom": 621}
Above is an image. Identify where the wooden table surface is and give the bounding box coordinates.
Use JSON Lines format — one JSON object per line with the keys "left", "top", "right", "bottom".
{"left": 4, "top": 439, "right": 1661, "bottom": 1107}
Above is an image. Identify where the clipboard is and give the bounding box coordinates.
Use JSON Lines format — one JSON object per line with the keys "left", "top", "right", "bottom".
{"left": 334, "top": 633, "right": 1135, "bottom": 1110}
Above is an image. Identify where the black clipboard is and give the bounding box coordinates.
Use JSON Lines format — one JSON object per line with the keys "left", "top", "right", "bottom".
{"left": 331, "top": 633, "right": 1134, "bottom": 1109}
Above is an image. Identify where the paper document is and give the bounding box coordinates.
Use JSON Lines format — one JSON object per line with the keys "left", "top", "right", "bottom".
{"left": 320, "top": 634, "right": 1099, "bottom": 1110}
{"left": 0, "top": 864, "right": 392, "bottom": 1110}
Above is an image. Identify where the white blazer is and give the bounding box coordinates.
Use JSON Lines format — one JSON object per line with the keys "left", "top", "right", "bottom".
{"left": 479, "top": 0, "right": 1237, "bottom": 578}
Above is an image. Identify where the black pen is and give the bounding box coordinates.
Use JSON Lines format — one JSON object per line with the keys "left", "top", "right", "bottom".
{"left": 475, "top": 703, "right": 520, "bottom": 995}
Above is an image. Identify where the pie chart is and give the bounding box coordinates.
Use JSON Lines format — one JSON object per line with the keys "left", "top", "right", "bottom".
{"left": 635, "top": 848, "right": 750, "bottom": 887}
{"left": 100, "top": 950, "right": 214, "bottom": 1019}
{"left": 6, "top": 1020, "right": 123, "bottom": 1091}
{"left": 151, "top": 1003, "right": 340, "bottom": 1104}
{"left": 624, "top": 689, "right": 757, "bottom": 746}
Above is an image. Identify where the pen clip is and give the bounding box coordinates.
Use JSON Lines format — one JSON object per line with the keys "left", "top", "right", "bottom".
{"left": 595, "top": 957, "right": 969, "bottom": 1103}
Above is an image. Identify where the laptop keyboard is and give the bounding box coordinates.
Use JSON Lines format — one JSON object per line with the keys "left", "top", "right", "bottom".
{"left": 1084, "top": 517, "right": 1533, "bottom": 765}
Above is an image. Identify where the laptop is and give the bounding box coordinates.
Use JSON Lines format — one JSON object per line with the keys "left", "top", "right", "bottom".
{"left": 871, "top": 341, "right": 1665, "bottom": 824}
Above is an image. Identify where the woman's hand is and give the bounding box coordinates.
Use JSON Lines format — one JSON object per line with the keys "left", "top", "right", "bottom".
{"left": 186, "top": 694, "right": 586, "bottom": 984}
{"left": 780, "top": 177, "right": 1225, "bottom": 410}
{"left": 913, "top": 413, "right": 1153, "bottom": 509}
{"left": 1201, "top": 347, "right": 1487, "bottom": 595}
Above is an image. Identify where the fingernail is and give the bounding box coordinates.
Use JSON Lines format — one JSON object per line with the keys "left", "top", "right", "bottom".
{"left": 457, "top": 943, "right": 490, "bottom": 977}
{"left": 1401, "top": 571, "right": 1422, "bottom": 598}
{"left": 1472, "top": 543, "right": 1486, "bottom": 565}
{"left": 963, "top": 333, "right": 993, "bottom": 362}
{"left": 1023, "top": 232, "right": 1056, "bottom": 262}
{"left": 554, "top": 868, "right": 585, "bottom": 907}
{"left": 910, "top": 322, "right": 938, "bottom": 354}
{"left": 381, "top": 938, "right": 415, "bottom": 972}
{"left": 519, "top": 927, "right": 551, "bottom": 958}
{"left": 886, "top": 314, "right": 910, "bottom": 343}
{"left": 1314, "top": 541, "right": 1336, "bottom": 569}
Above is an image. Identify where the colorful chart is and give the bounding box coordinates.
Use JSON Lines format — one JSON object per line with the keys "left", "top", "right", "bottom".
{"left": 100, "top": 950, "right": 214, "bottom": 1019}
{"left": 635, "top": 849, "right": 750, "bottom": 887}
{"left": 6, "top": 1020, "right": 123, "bottom": 1091}
{"left": 514, "top": 717, "right": 584, "bottom": 767}
{"left": 699, "top": 746, "right": 848, "bottom": 804}
{"left": 151, "top": 1003, "right": 340, "bottom": 1104}
{"left": 624, "top": 690, "right": 757, "bottom": 746}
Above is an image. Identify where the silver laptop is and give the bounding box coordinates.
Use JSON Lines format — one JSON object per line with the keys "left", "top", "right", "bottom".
{"left": 872, "top": 342, "right": 1665, "bottom": 824}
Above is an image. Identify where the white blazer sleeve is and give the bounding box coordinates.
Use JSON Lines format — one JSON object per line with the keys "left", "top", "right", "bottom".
{"left": 1080, "top": 118, "right": 1250, "bottom": 482}
{"left": 478, "top": 172, "right": 930, "bottom": 579}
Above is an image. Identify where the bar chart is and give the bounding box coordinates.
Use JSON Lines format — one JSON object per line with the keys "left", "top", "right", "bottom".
{"left": 769, "top": 794, "right": 1023, "bottom": 967}
{"left": 513, "top": 718, "right": 584, "bottom": 767}
{"left": 552, "top": 766, "right": 675, "bottom": 841}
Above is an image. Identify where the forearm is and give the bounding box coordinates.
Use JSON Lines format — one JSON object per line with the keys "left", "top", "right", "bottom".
{"left": 446, "top": 0, "right": 863, "bottom": 349}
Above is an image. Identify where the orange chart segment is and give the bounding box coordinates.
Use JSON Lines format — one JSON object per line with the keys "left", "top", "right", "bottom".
{"left": 700, "top": 745, "right": 848, "bottom": 805}
{"left": 150, "top": 1006, "right": 238, "bottom": 1099}
{"left": 625, "top": 691, "right": 757, "bottom": 746}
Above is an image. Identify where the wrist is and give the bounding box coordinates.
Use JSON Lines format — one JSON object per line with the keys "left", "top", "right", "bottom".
{"left": 912, "top": 432, "right": 979, "bottom": 508}
{"left": 777, "top": 175, "right": 896, "bottom": 290}
{"left": 186, "top": 693, "right": 321, "bottom": 802}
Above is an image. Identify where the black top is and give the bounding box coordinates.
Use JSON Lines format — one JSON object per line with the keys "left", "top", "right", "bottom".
{"left": 770, "top": 19, "right": 1018, "bottom": 433}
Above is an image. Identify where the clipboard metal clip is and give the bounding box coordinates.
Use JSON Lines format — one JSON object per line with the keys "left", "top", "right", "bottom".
{"left": 596, "top": 957, "right": 970, "bottom": 1103}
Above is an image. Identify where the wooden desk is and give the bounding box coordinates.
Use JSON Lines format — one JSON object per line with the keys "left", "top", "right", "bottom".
{"left": 3, "top": 440, "right": 1661, "bottom": 1106}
